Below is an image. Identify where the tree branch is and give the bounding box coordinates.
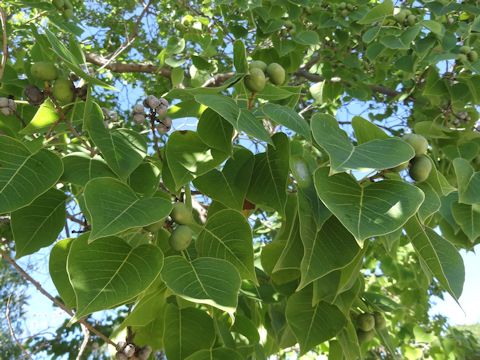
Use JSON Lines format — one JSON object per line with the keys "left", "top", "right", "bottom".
{"left": 6, "top": 295, "right": 34, "bottom": 360}
{"left": 0, "top": 249, "right": 117, "bottom": 349}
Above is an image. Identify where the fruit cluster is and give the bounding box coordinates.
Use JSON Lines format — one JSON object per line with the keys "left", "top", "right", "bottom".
{"left": 169, "top": 203, "right": 194, "bottom": 251}
{"left": 0, "top": 97, "right": 17, "bottom": 116}
{"left": 244, "top": 61, "right": 286, "bottom": 93}
{"left": 132, "top": 95, "right": 172, "bottom": 134}
{"left": 459, "top": 45, "right": 478, "bottom": 63}
{"left": 400, "top": 133, "right": 432, "bottom": 182}
{"left": 394, "top": 9, "right": 417, "bottom": 26}
{"left": 338, "top": 2, "right": 356, "bottom": 17}
{"left": 52, "top": 0, "right": 74, "bottom": 19}
{"left": 115, "top": 342, "right": 152, "bottom": 360}
{"left": 30, "top": 61, "right": 78, "bottom": 104}
{"left": 355, "top": 312, "right": 386, "bottom": 343}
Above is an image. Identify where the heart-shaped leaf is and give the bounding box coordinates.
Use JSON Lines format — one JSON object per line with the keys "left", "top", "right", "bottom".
{"left": 314, "top": 167, "right": 424, "bottom": 245}
{"left": 286, "top": 287, "right": 346, "bottom": 354}
{"left": 161, "top": 256, "right": 241, "bottom": 313}
{"left": 452, "top": 202, "right": 480, "bottom": 241}
{"left": 311, "top": 114, "right": 414, "bottom": 174}
{"left": 0, "top": 135, "right": 63, "bottom": 213}
{"left": 49, "top": 238, "right": 76, "bottom": 309}
{"left": 67, "top": 235, "right": 163, "bottom": 319}
{"left": 62, "top": 153, "right": 116, "bottom": 187}
{"left": 84, "top": 177, "right": 172, "bottom": 242}
{"left": 453, "top": 158, "right": 480, "bottom": 204}
{"left": 193, "top": 147, "right": 254, "bottom": 210}
{"left": 196, "top": 209, "right": 257, "bottom": 283}
{"left": 197, "top": 108, "right": 233, "bottom": 154}
{"left": 404, "top": 217, "right": 465, "bottom": 300}
{"left": 20, "top": 99, "right": 59, "bottom": 134}
{"left": 416, "top": 182, "right": 441, "bottom": 224}
{"left": 351, "top": 116, "right": 389, "bottom": 144}
{"left": 262, "top": 103, "right": 311, "bottom": 140}
{"left": 84, "top": 99, "right": 147, "bottom": 179}
{"left": 12, "top": 188, "right": 66, "bottom": 258}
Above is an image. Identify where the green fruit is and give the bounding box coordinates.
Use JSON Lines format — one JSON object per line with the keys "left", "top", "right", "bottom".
{"left": 171, "top": 202, "right": 194, "bottom": 225}
{"left": 244, "top": 68, "right": 266, "bottom": 93}
{"left": 357, "top": 330, "right": 375, "bottom": 343}
{"left": 402, "top": 133, "right": 428, "bottom": 155}
{"left": 357, "top": 313, "right": 375, "bottom": 332}
{"left": 468, "top": 50, "right": 478, "bottom": 62}
{"left": 374, "top": 312, "right": 387, "bottom": 330}
{"left": 52, "top": 0, "right": 64, "bottom": 9}
{"left": 64, "top": 0, "right": 73, "bottom": 9}
{"left": 458, "top": 54, "right": 468, "bottom": 63}
{"left": 169, "top": 225, "right": 192, "bottom": 251}
{"left": 460, "top": 45, "right": 471, "bottom": 54}
{"left": 144, "top": 220, "right": 165, "bottom": 233}
{"left": 31, "top": 61, "right": 58, "bottom": 81}
{"left": 409, "top": 155, "right": 432, "bottom": 182}
{"left": 52, "top": 79, "right": 74, "bottom": 104}
{"left": 391, "top": 161, "right": 409, "bottom": 172}
{"left": 341, "top": 9, "right": 349, "bottom": 17}
{"left": 63, "top": 8, "right": 73, "bottom": 19}
{"left": 346, "top": 3, "right": 354, "bottom": 11}
{"left": 404, "top": 9, "right": 412, "bottom": 16}
{"left": 266, "top": 63, "right": 285, "bottom": 85}
{"left": 339, "top": 2, "right": 347, "bottom": 9}
{"left": 249, "top": 60, "right": 267, "bottom": 72}
{"left": 406, "top": 14, "right": 416, "bottom": 26}
{"left": 394, "top": 10, "right": 407, "bottom": 23}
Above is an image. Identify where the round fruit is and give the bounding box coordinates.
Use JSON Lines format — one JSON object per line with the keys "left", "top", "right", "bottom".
{"left": 458, "top": 54, "right": 468, "bottom": 63}
{"left": 52, "top": 0, "right": 64, "bottom": 9}
{"left": 248, "top": 60, "right": 267, "bottom": 71}
{"left": 244, "top": 68, "right": 266, "bottom": 93}
{"left": 133, "top": 113, "right": 146, "bottom": 124}
{"left": 144, "top": 220, "right": 165, "bottom": 233}
{"left": 468, "top": 50, "right": 478, "bottom": 62}
{"left": 394, "top": 10, "right": 407, "bottom": 23}
{"left": 341, "top": 9, "right": 349, "bottom": 17}
{"left": 171, "top": 202, "right": 194, "bottom": 225}
{"left": 374, "top": 312, "right": 387, "bottom": 330}
{"left": 391, "top": 161, "right": 409, "bottom": 172}
{"left": 266, "top": 63, "right": 285, "bottom": 85}
{"left": 409, "top": 155, "right": 432, "bottom": 182}
{"left": 169, "top": 225, "right": 192, "bottom": 251}
{"left": 357, "top": 313, "right": 375, "bottom": 332}
{"left": 402, "top": 133, "right": 428, "bottom": 155}
{"left": 406, "top": 14, "right": 416, "bottom": 26}
{"left": 52, "top": 79, "right": 74, "bottom": 104}
{"left": 31, "top": 61, "right": 58, "bottom": 81}
{"left": 460, "top": 45, "right": 471, "bottom": 54}
{"left": 357, "top": 330, "right": 375, "bottom": 343}
{"left": 339, "top": 2, "right": 347, "bottom": 9}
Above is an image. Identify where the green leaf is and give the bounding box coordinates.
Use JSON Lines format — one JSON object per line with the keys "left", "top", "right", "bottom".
{"left": 61, "top": 153, "right": 116, "bottom": 187}
{"left": 422, "top": 20, "right": 445, "bottom": 36}
{"left": 233, "top": 40, "right": 248, "bottom": 73}
{"left": 247, "top": 132, "right": 290, "bottom": 215}
{"left": 404, "top": 217, "right": 465, "bottom": 300}
{"left": 49, "top": 238, "right": 76, "bottom": 309}
{"left": 351, "top": 116, "right": 389, "bottom": 144}
{"left": 193, "top": 147, "right": 254, "bottom": 210}
{"left": 293, "top": 30, "right": 320, "bottom": 45}
{"left": 68, "top": 235, "right": 164, "bottom": 319}
{"left": 194, "top": 94, "right": 272, "bottom": 144}
{"left": 311, "top": 114, "right": 414, "bottom": 174}
{"left": 357, "top": 0, "right": 393, "bottom": 24}
{"left": 20, "top": 99, "right": 59, "bottom": 134}
{"left": 262, "top": 103, "right": 311, "bottom": 140}
{"left": 299, "top": 216, "right": 361, "bottom": 290}
{"left": 161, "top": 256, "right": 241, "bottom": 313}
{"left": 453, "top": 158, "right": 480, "bottom": 204}
{"left": 416, "top": 182, "right": 441, "bottom": 224}
{"left": 286, "top": 287, "right": 346, "bottom": 354}
{"left": 197, "top": 108, "right": 233, "bottom": 154}
{"left": 128, "top": 161, "right": 161, "bottom": 197}
{"left": 165, "top": 130, "right": 229, "bottom": 190}
{"left": 0, "top": 136, "right": 63, "bottom": 213}
{"left": 185, "top": 348, "right": 244, "bottom": 360}
{"left": 84, "top": 177, "right": 172, "bottom": 242}
{"left": 163, "top": 305, "right": 216, "bottom": 360}
{"left": 314, "top": 167, "right": 424, "bottom": 245}
{"left": 443, "top": 142, "right": 479, "bottom": 162}
{"left": 84, "top": 100, "right": 147, "bottom": 179}
{"left": 197, "top": 209, "right": 257, "bottom": 283}
{"left": 452, "top": 202, "right": 480, "bottom": 241}
{"left": 11, "top": 188, "right": 66, "bottom": 258}
{"left": 171, "top": 67, "right": 185, "bottom": 87}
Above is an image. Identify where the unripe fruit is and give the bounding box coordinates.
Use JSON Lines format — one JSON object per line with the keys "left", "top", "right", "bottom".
{"left": 402, "top": 133, "right": 428, "bottom": 155}
{"left": 244, "top": 68, "right": 266, "bottom": 93}
{"left": 391, "top": 161, "right": 409, "bottom": 172}
{"left": 52, "top": 0, "right": 64, "bottom": 9}
{"left": 144, "top": 220, "right": 165, "bottom": 232}
{"left": 409, "top": 155, "right": 432, "bottom": 182}
{"left": 346, "top": 3, "right": 354, "bottom": 10}
{"left": 458, "top": 54, "right": 468, "bottom": 63}
{"left": 266, "top": 63, "right": 286, "bottom": 85}
{"left": 31, "top": 61, "right": 58, "bottom": 81}
{"left": 169, "top": 225, "right": 193, "bottom": 251}
{"left": 249, "top": 60, "right": 267, "bottom": 72}
{"left": 394, "top": 10, "right": 407, "bottom": 24}
{"left": 460, "top": 45, "right": 471, "bottom": 54}
{"left": 357, "top": 330, "right": 375, "bottom": 343}
{"left": 52, "top": 79, "right": 74, "bottom": 104}
{"left": 357, "top": 313, "right": 375, "bottom": 332}
{"left": 341, "top": 9, "right": 349, "bottom": 17}
{"left": 374, "top": 312, "right": 387, "bottom": 330}
{"left": 468, "top": 50, "right": 478, "bottom": 62}
{"left": 339, "top": 2, "right": 347, "bottom": 9}
{"left": 171, "top": 202, "right": 194, "bottom": 224}
{"left": 406, "top": 14, "right": 416, "bottom": 26}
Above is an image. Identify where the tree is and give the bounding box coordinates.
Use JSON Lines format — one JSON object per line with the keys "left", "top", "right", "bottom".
{"left": 1, "top": 0, "right": 480, "bottom": 358}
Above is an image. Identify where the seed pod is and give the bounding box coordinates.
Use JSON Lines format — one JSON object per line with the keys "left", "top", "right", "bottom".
{"left": 133, "top": 103, "right": 145, "bottom": 114}
{"left": 145, "top": 95, "right": 161, "bottom": 109}
{"left": 133, "top": 113, "right": 146, "bottom": 124}
{"left": 123, "top": 344, "right": 135, "bottom": 357}
{"left": 25, "top": 85, "right": 45, "bottom": 105}
{"left": 155, "top": 106, "right": 168, "bottom": 117}
{"left": 137, "top": 345, "right": 153, "bottom": 360}
{"left": 109, "top": 111, "right": 119, "bottom": 121}
{"left": 159, "top": 97, "right": 169, "bottom": 107}
{"left": 156, "top": 123, "right": 169, "bottom": 134}
{"left": 0, "top": 97, "right": 9, "bottom": 107}
{"left": 161, "top": 117, "right": 172, "bottom": 128}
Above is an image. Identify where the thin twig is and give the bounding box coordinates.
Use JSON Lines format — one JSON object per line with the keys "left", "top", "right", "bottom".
{"left": 6, "top": 295, "right": 34, "bottom": 360}
{"left": 76, "top": 323, "right": 90, "bottom": 360}
{"left": 0, "top": 7, "right": 8, "bottom": 82}
{"left": 0, "top": 249, "right": 117, "bottom": 348}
